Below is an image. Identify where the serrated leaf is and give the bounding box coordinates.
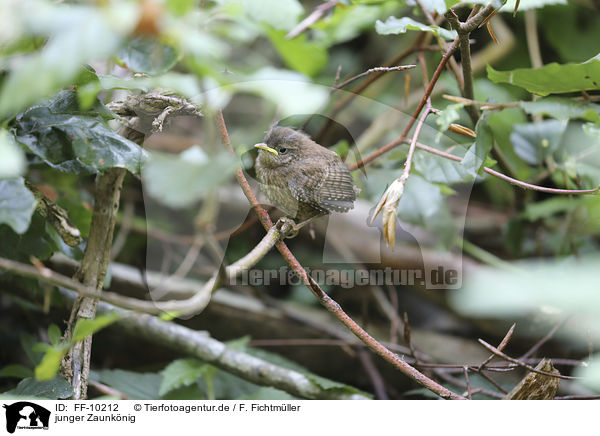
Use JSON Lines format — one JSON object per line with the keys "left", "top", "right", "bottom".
{"left": 510, "top": 119, "right": 567, "bottom": 164}
{"left": 376, "top": 16, "right": 457, "bottom": 41}
{"left": 0, "top": 178, "right": 37, "bottom": 234}
{"left": 7, "top": 377, "right": 73, "bottom": 399}
{"left": 14, "top": 92, "right": 147, "bottom": 174}
{"left": 487, "top": 59, "right": 600, "bottom": 96}
{"left": 142, "top": 147, "right": 239, "bottom": 209}
{"left": 118, "top": 37, "right": 179, "bottom": 75}
{"left": 266, "top": 28, "right": 327, "bottom": 77}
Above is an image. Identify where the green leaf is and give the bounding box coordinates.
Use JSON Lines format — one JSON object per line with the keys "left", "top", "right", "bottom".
{"left": 487, "top": 59, "right": 600, "bottom": 96}
{"left": 47, "top": 324, "right": 62, "bottom": 346}
{"left": 435, "top": 103, "right": 464, "bottom": 132}
{"left": 510, "top": 119, "right": 567, "bottom": 164}
{"left": 14, "top": 91, "right": 147, "bottom": 174}
{"left": 376, "top": 16, "right": 457, "bottom": 41}
{"left": 240, "top": 0, "right": 303, "bottom": 31}
{"left": 7, "top": 376, "right": 74, "bottom": 399}
{"left": 462, "top": 114, "right": 493, "bottom": 175}
{"left": 522, "top": 197, "right": 579, "bottom": 221}
{"left": 72, "top": 312, "right": 121, "bottom": 342}
{"left": 118, "top": 37, "right": 179, "bottom": 75}
{"left": 450, "top": 256, "right": 600, "bottom": 334}
{"left": 234, "top": 67, "right": 329, "bottom": 117}
{"left": 0, "top": 364, "right": 33, "bottom": 379}
{"left": 167, "top": 0, "right": 196, "bottom": 15}
{"left": 159, "top": 359, "right": 211, "bottom": 396}
{"left": 521, "top": 97, "right": 600, "bottom": 124}
{"left": 0, "top": 2, "right": 137, "bottom": 118}
{"left": 0, "top": 178, "right": 37, "bottom": 234}
{"left": 34, "top": 346, "right": 68, "bottom": 381}
{"left": 0, "top": 130, "right": 26, "bottom": 179}
{"left": 142, "top": 147, "right": 239, "bottom": 209}
{"left": 91, "top": 369, "right": 162, "bottom": 400}
{"left": 266, "top": 28, "right": 327, "bottom": 77}
{"left": 413, "top": 146, "right": 476, "bottom": 184}
{"left": 397, "top": 174, "right": 456, "bottom": 245}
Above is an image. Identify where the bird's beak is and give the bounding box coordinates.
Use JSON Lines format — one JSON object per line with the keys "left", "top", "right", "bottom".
{"left": 254, "top": 143, "right": 278, "bottom": 156}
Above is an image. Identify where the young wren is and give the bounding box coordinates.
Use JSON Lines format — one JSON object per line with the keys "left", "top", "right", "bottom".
{"left": 254, "top": 126, "right": 358, "bottom": 225}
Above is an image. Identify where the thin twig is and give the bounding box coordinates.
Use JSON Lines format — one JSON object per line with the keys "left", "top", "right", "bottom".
{"left": 286, "top": 0, "right": 338, "bottom": 39}
{"left": 333, "top": 65, "right": 416, "bottom": 91}
{"left": 463, "top": 366, "right": 472, "bottom": 400}
{"left": 478, "top": 339, "right": 578, "bottom": 380}
{"left": 478, "top": 323, "right": 516, "bottom": 370}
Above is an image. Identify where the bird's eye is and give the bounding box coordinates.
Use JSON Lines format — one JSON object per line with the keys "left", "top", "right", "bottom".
{"left": 279, "top": 147, "right": 287, "bottom": 154}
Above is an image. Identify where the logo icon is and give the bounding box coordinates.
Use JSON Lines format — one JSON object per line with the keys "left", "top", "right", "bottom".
{"left": 3, "top": 402, "right": 50, "bottom": 433}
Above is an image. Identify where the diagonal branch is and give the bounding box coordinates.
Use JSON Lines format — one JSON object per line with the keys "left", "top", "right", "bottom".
{"left": 216, "top": 111, "right": 465, "bottom": 400}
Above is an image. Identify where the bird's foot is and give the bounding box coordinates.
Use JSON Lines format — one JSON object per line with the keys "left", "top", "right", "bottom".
{"left": 276, "top": 214, "right": 326, "bottom": 239}
{"left": 276, "top": 217, "right": 299, "bottom": 239}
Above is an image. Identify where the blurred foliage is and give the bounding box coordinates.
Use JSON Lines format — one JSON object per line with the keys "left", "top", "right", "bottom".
{"left": 0, "top": 0, "right": 599, "bottom": 399}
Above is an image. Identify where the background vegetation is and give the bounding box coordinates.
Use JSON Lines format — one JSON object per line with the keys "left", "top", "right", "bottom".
{"left": 0, "top": 0, "right": 599, "bottom": 400}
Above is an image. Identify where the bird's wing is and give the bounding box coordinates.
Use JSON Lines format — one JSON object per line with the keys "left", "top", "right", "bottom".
{"left": 288, "top": 161, "right": 356, "bottom": 213}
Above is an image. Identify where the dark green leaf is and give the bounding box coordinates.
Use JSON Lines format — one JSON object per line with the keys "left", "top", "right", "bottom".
{"left": 7, "top": 377, "right": 73, "bottom": 399}
{"left": 487, "top": 59, "right": 600, "bottom": 96}
{"left": 14, "top": 92, "right": 146, "bottom": 174}
{"left": 510, "top": 120, "right": 567, "bottom": 164}
{"left": 118, "top": 37, "right": 179, "bottom": 75}
{"left": 0, "top": 178, "right": 37, "bottom": 234}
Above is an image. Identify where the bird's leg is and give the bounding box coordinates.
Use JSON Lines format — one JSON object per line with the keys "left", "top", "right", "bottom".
{"left": 276, "top": 213, "right": 327, "bottom": 239}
